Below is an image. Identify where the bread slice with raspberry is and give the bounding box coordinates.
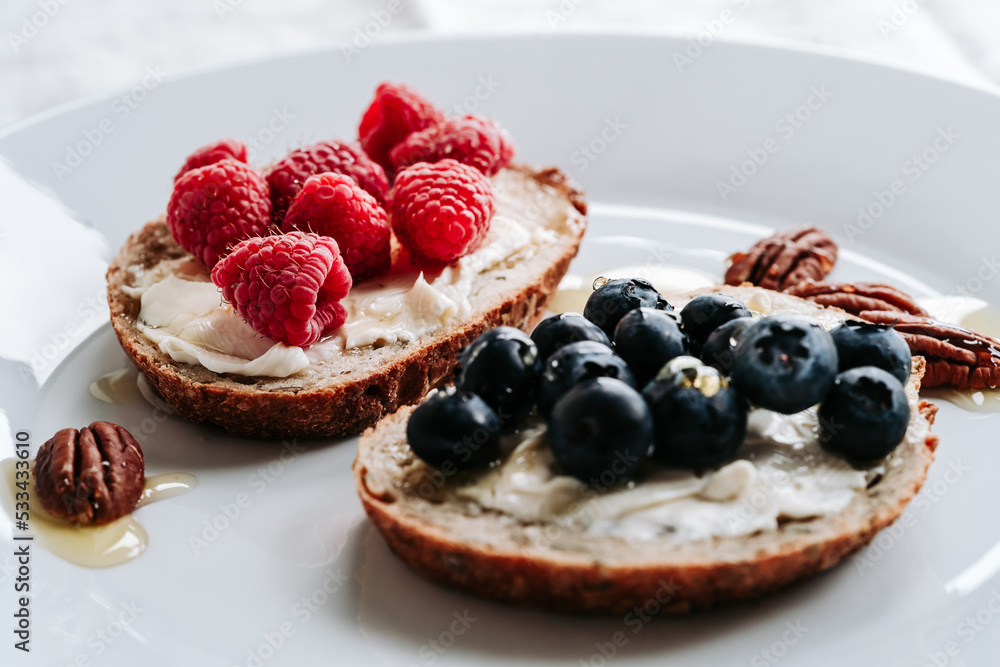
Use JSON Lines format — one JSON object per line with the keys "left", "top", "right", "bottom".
{"left": 353, "top": 286, "right": 939, "bottom": 613}
{"left": 106, "top": 165, "right": 586, "bottom": 439}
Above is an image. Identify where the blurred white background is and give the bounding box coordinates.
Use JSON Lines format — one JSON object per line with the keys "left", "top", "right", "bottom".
{"left": 2, "top": 0, "right": 999, "bottom": 128}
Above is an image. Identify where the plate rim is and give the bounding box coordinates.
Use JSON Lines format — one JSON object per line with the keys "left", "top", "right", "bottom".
{"left": 2, "top": 28, "right": 1000, "bottom": 145}
{"left": 3, "top": 28, "right": 1000, "bottom": 665}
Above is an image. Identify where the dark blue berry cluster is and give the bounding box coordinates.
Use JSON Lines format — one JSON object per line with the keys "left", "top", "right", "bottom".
{"left": 406, "top": 280, "right": 914, "bottom": 488}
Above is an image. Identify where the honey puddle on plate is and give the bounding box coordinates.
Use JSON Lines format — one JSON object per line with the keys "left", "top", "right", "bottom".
{"left": 90, "top": 367, "right": 175, "bottom": 415}
{"left": 922, "top": 388, "right": 1000, "bottom": 413}
{"left": 0, "top": 458, "right": 195, "bottom": 567}
{"left": 89, "top": 368, "right": 137, "bottom": 404}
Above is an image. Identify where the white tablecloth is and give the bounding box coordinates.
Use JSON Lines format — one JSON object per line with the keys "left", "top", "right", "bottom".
{"left": 2, "top": 0, "right": 998, "bottom": 128}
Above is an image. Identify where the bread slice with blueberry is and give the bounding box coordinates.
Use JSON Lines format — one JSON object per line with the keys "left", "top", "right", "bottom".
{"left": 353, "top": 285, "right": 939, "bottom": 613}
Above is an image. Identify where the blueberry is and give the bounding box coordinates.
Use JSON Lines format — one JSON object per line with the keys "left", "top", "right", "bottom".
{"left": 830, "top": 321, "right": 911, "bottom": 385}
{"left": 730, "top": 314, "right": 838, "bottom": 414}
{"left": 642, "top": 357, "right": 748, "bottom": 467}
{"left": 613, "top": 307, "right": 687, "bottom": 387}
{"left": 530, "top": 312, "right": 611, "bottom": 361}
{"left": 457, "top": 326, "right": 541, "bottom": 426}
{"left": 679, "top": 295, "right": 753, "bottom": 355}
{"left": 583, "top": 277, "right": 672, "bottom": 338}
{"left": 407, "top": 387, "right": 501, "bottom": 470}
{"left": 547, "top": 377, "right": 654, "bottom": 484}
{"left": 700, "top": 317, "right": 755, "bottom": 376}
{"left": 536, "top": 341, "right": 635, "bottom": 417}
{"left": 819, "top": 366, "right": 910, "bottom": 460}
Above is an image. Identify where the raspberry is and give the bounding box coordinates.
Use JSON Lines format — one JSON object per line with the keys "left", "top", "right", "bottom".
{"left": 389, "top": 159, "right": 495, "bottom": 264}
{"left": 358, "top": 82, "right": 444, "bottom": 175}
{"left": 282, "top": 173, "right": 391, "bottom": 282}
{"left": 211, "top": 232, "right": 353, "bottom": 348}
{"left": 389, "top": 115, "right": 515, "bottom": 176}
{"left": 174, "top": 139, "right": 247, "bottom": 182}
{"left": 166, "top": 159, "right": 272, "bottom": 269}
{"left": 266, "top": 140, "right": 388, "bottom": 224}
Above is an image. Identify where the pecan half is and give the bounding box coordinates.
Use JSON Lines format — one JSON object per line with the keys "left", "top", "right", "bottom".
{"left": 785, "top": 281, "right": 928, "bottom": 317}
{"left": 724, "top": 227, "right": 838, "bottom": 290}
{"left": 34, "top": 421, "right": 145, "bottom": 525}
{"left": 861, "top": 311, "right": 1000, "bottom": 390}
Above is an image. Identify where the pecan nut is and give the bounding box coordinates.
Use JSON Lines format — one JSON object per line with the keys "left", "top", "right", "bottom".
{"left": 784, "top": 279, "right": 999, "bottom": 389}
{"left": 34, "top": 421, "right": 145, "bottom": 525}
{"left": 724, "top": 227, "right": 838, "bottom": 290}
{"left": 785, "top": 281, "right": 928, "bottom": 317}
{"left": 861, "top": 311, "right": 1000, "bottom": 390}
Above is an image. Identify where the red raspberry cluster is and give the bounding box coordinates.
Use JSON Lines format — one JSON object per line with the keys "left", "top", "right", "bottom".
{"left": 163, "top": 81, "right": 513, "bottom": 348}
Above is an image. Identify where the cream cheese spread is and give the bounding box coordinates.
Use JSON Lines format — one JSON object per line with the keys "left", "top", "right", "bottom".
{"left": 124, "top": 258, "right": 311, "bottom": 377}
{"left": 389, "top": 299, "right": 928, "bottom": 544}
{"left": 445, "top": 391, "right": 923, "bottom": 543}
{"left": 123, "top": 170, "right": 570, "bottom": 377}
{"left": 322, "top": 214, "right": 556, "bottom": 351}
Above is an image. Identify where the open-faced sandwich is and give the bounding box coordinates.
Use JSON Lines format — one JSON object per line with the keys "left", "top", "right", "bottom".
{"left": 353, "top": 222, "right": 992, "bottom": 613}
{"left": 106, "top": 83, "right": 586, "bottom": 439}
{"left": 354, "top": 278, "right": 939, "bottom": 613}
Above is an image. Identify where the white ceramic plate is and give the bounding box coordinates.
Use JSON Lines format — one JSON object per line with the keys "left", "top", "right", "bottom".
{"left": 2, "top": 33, "right": 999, "bottom": 666}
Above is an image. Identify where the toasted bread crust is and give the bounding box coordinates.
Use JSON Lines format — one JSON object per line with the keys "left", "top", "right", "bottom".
{"left": 106, "top": 166, "right": 586, "bottom": 439}
{"left": 353, "top": 287, "right": 938, "bottom": 614}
